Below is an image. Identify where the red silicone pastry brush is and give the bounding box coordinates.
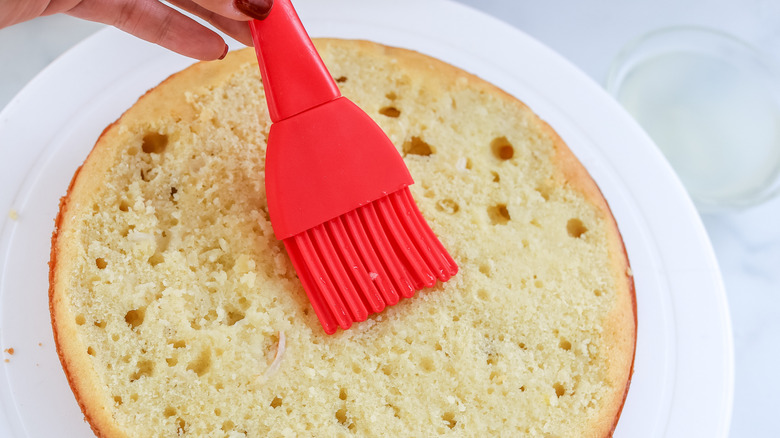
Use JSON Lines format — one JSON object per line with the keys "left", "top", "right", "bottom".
{"left": 248, "top": 0, "right": 457, "bottom": 334}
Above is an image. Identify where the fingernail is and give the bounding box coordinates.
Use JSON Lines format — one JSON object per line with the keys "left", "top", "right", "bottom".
{"left": 234, "top": 0, "right": 273, "bottom": 20}
{"left": 219, "top": 44, "right": 229, "bottom": 60}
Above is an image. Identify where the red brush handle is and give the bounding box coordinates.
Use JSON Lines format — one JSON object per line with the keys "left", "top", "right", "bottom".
{"left": 248, "top": 0, "right": 341, "bottom": 122}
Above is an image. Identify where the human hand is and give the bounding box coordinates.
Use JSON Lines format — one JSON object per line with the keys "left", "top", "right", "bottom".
{"left": 0, "top": 0, "right": 273, "bottom": 60}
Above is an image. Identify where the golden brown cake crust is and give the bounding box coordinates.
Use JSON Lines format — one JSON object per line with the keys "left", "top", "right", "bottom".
{"left": 50, "top": 41, "right": 635, "bottom": 438}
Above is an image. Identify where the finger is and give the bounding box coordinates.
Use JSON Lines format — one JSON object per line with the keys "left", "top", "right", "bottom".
{"left": 233, "top": 0, "right": 273, "bottom": 20}
{"left": 167, "top": 0, "right": 254, "bottom": 47}
{"left": 65, "top": 0, "right": 228, "bottom": 60}
{"left": 186, "top": 0, "right": 272, "bottom": 21}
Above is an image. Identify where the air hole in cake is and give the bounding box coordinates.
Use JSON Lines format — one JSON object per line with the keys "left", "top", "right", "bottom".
{"left": 567, "top": 218, "right": 588, "bottom": 238}
{"left": 535, "top": 184, "right": 552, "bottom": 201}
{"left": 489, "top": 370, "right": 504, "bottom": 384}
{"left": 386, "top": 91, "right": 397, "bottom": 100}
{"left": 487, "top": 204, "right": 510, "bottom": 225}
{"left": 379, "top": 106, "right": 401, "bottom": 117}
{"left": 95, "top": 258, "right": 107, "bottom": 269}
{"left": 226, "top": 309, "right": 246, "bottom": 326}
{"left": 559, "top": 339, "right": 572, "bottom": 351}
{"left": 75, "top": 314, "right": 86, "bottom": 325}
{"left": 442, "top": 411, "right": 457, "bottom": 429}
{"left": 534, "top": 279, "right": 543, "bottom": 288}
{"left": 477, "top": 289, "right": 489, "bottom": 300}
{"left": 87, "top": 346, "right": 95, "bottom": 356}
{"left": 554, "top": 382, "right": 566, "bottom": 397}
{"left": 176, "top": 417, "right": 186, "bottom": 434}
{"left": 335, "top": 407, "right": 349, "bottom": 425}
{"left": 339, "top": 388, "right": 348, "bottom": 401}
{"left": 170, "top": 186, "right": 178, "bottom": 200}
{"left": 335, "top": 76, "right": 348, "bottom": 83}
{"left": 111, "top": 333, "right": 120, "bottom": 342}
{"left": 491, "top": 171, "right": 501, "bottom": 183}
{"left": 435, "top": 198, "right": 459, "bottom": 214}
{"left": 164, "top": 407, "right": 176, "bottom": 418}
{"left": 148, "top": 252, "right": 164, "bottom": 266}
{"left": 94, "top": 320, "right": 106, "bottom": 328}
{"left": 594, "top": 289, "right": 603, "bottom": 297}
{"left": 402, "top": 136, "right": 434, "bottom": 156}
{"left": 130, "top": 360, "right": 154, "bottom": 381}
{"left": 125, "top": 308, "right": 145, "bottom": 329}
{"left": 173, "top": 340, "right": 186, "bottom": 348}
{"left": 130, "top": 393, "right": 138, "bottom": 402}
{"left": 128, "top": 146, "right": 139, "bottom": 156}
{"left": 268, "top": 395, "right": 283, "bottom": 407}
{"left": 204, "top": 309, "right": 218, "bottom": 322}
{"left": 218, "top": 253, "right": 235, "bottom": 270}
{"left": 420, "top": 357, "right": 435, "bottom": 372}
{"left": 387, "top": 403, "right": 402, "bottom": 419}
{"left": 166, "top": 357, "right": 178, "bottom": 366}
{"left": 141, "top": 132, "right": 168, "bottom": 154}
{"left": 381, "top": 364, "right": 394, "bottom": 376}
{"left": 490, "top": 136, "right": 515, "bottom": 160}
{"left": 486, "top": 354, "right": 498, "bottom": 366}
{"left": 530, "top": 218, "right": 541, "bottom": 228}
{"left": 187, "top": 348, "right": 212, "bottom": 376}
{"left": 222, "top": 420, "right": 235, "bottom": 432}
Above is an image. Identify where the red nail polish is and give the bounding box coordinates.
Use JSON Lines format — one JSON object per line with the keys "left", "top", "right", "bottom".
{"left": 219, "top": 44, "right": 229, "bottom": 60}
{"left": 234, "top": 0, "right": 273, "bottom": 20}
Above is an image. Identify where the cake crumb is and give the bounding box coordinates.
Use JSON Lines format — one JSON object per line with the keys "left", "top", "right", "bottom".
{"left": 3, "top": 348, "right": 14, "bottom": 355}
{"left": 3, "top": 359, "right": 8, "bottom": 363}
{"left": 8, "top": 209, "right": 18, "bottom": 220}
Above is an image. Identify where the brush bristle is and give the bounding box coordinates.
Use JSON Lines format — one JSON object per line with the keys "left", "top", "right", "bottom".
{"left": 284, "top": 187, "right": 457, "bottom": 334}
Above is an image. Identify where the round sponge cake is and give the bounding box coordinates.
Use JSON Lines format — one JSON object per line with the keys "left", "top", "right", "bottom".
{"left": 49, "top": 39, "right": 636, "bottom": 437}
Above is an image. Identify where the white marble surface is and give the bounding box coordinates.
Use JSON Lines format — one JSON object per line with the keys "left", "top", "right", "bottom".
{"left": 1, "top": 1, "right": 778, "bottom": 436}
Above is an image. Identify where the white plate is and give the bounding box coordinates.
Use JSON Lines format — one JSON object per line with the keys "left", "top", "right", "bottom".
{"left": 0, "top": 0, "right": 733, "bottom": 436}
